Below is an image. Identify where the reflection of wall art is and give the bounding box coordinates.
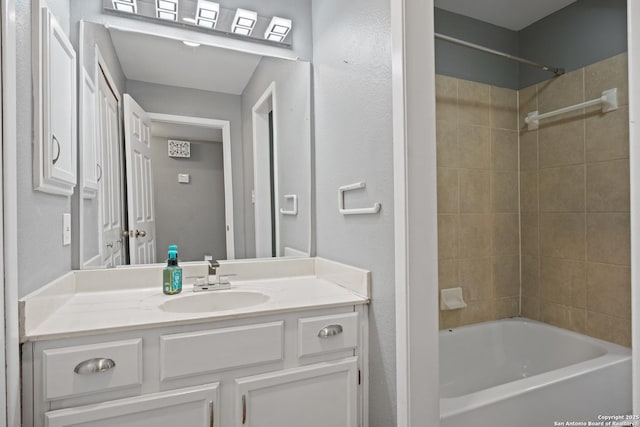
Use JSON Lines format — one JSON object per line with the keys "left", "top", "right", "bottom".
{"left": 168, "top": 140, "right": 191, "bottom": 158}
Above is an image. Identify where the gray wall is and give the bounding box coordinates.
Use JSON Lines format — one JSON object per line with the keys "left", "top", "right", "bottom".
{"left": 151, "top": 137, "right": 227, "bottom": 262}
{"left": 518, "top": 0, "right": 627, "bottom": 87}
{"left": 70, "top": 0, "right": 312, "bottom": 61}
{"left": 311, "top": 0, "right": 396, "bottom": 426}
{"left": 435, "top": 8, "right": 519, "bottom": 89}
{"left": 125, "top": 80, "right": 249, "bottom": 258}
{"left": 241, "top": 58, "right": 312, "bottom": 258}
{"left": 16, "top": 0, "right": 73, "bottom": 297}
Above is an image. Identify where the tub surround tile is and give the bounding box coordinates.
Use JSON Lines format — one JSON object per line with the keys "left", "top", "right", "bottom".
{"left": 587, "top": 311, "right": 631, "bottom": 347}
{"left": 521, "top": 256, "right": 539, "bottom": 298}
{"left": 540, "top": 301, "right": 572, "bottom": 330}
{"left": 495, "top": 297, "right": 519, "bottom": 318}
{"left": 436, "top": 74, "right": 458, "bottom": 123}
{"left": 459, "top": 258, "right": 493, "bottom": 302}
{"left": 459, "top": 125, "right": 491, "bottom": 169}
{"left": 521, "top": 296, "right": 540, "bottom": 320}
{"left": 519, "top": 130, "right": 538, "bottom": 171}
{"left": 539, "top": 213, "right": 585, "bottom": 260}
{"left": 537, "top": 68, "right": 584, "bottom": 113}
{"left": 586, "top": 213, "right": 630, "bottom": 265}
{"left": 569, "top": 308, "right": 587, "bottom": 334}
{"left": 539, "top": 257, "right": 585, "bottom": 307}
{"left": 518, "top": 84, "right": 537, "bottom": 127}
{"left": 584, "top": 53, "right": 628, "bottom": 107}
{"left": 458, "top": 80, "right": 491, "bottom": 126}
{"left": 585, "top": 107, "right": 629, "bottom": 162}
{"left": 586, "top": 160, "right": 630, "bottom": 212}
{"left": 438, "top": 260, "right": 459, "bottom": 289}
{"left": 436, "top": 120, "right": 459, "bottom": 168}
{"left": 538, "top": 165, "right": 585, "bottom": 212}
{"left": 438, "top": 215, "right": 459, "bottom": 260}
{"left": 538, "top": 120, "right": 585, "bottom": 168}
{"left": 437, "top": 168, "right": 459, "bottom": 214}
{"left": 586, "top": 263, "right": 631, "bottom": 319}
{"left": 520, "top": 171, "right": 538, "bottom": 213}
{"left": 520, "top": 214, "right": 539, "bottom": 257}
{"left": 490, "top": 86, "right": 518, "bottom": 130}
{"left": 491, "top": 129, "right": 518, "bottom": 170}
{"left": 493, "top": 214, "right": 519, "bottom": 256}
{"left": 493, "top": 256, "right": 520, "bottom": 298}
{"left": 459, "top": 214, "right": 492, "bottom": 258}
{"left": 492, "top": 171, "right": 519, "bottom": 213}
{"left": 459, "top": 170, "right": 490, "bottom": 213}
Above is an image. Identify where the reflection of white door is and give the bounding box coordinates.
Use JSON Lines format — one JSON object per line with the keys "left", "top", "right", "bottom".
{"left": 124, "top": 95, "right": 156, "bottom": 264}
{"left": 97, "top": 67, "right": 124, "bottom": 267}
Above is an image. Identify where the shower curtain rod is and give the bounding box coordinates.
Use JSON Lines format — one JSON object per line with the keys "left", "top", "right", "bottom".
{"left": 435, "top": 33, "right": 565, "bottom": 76}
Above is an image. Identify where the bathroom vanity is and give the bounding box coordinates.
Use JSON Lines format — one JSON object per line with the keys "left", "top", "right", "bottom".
{"left": 20, "top": 258, "right": 370, "bottom": 427}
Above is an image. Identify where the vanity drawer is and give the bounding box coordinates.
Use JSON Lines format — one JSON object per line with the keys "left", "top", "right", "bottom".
{"left": 43, "top": 339, "right": 143, "bottom": 401}
{"left": 159, "top": 321, "right": 284, "bottom": 381}
{"left": 298, "top": 312, "right": 359, "bottom": 358}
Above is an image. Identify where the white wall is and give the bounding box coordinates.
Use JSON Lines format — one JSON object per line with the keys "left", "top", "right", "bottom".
{"left": 241, "top": 57, "right": 312, "bottom": 258}
{"left": 311, "top": 0, "right": 396, "bottom": 425}
{"left": 125, "top": 80, "right": 248, "bottom": 258}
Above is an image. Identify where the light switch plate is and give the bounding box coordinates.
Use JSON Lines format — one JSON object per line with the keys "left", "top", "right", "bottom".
{"left": 62, "top": 213, "right": 71, "bottom": 246}
{"left": 178, "top": 173, "right": 190, "bottom": 183}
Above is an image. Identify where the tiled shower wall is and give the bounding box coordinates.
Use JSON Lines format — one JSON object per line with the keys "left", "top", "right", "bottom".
{"left": 436, "top": 53, "right": 631, "bottom": 347}
{"left": 519, "top": 53, "right": 630, "bottom": 347}
{"left": 436, "top": 75, "right": 521, "bottom": 329}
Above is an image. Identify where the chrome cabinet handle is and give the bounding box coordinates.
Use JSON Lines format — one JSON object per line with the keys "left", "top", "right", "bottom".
{"left": 96, "top": 164, "right": 102, "bottom": 182}
{"left": 318, "top": 324, "right": 344, "bottom": 338}
{"left": 74, "top": 358, "right": 116, "bottom": 375}
{"left": 242, "top": 394, "right": 247, "bottom": 424}
{"left": 52, "top": 135, "right": 61, "bottom": 165}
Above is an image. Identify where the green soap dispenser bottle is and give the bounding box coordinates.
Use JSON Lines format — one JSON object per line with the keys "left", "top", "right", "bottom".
{"left": 163, "top": 246, "right": 182, "bottom": 295}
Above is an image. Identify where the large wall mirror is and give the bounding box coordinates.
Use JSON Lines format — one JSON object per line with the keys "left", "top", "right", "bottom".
{"left": 75, "top": 19, "right": 312, "bottom": 268}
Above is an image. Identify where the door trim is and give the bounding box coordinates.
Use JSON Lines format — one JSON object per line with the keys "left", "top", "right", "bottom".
{"left": 147, "top": 113, "right": 236, "bottom": 260}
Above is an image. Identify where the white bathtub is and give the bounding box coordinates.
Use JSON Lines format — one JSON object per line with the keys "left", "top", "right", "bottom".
{"left": 440, "top": 318, "right": 631, "bottom": 427}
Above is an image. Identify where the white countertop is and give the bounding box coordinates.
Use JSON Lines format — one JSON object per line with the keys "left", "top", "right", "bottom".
{"left": 20, "top": 257, "right": 370, "bottom": 342}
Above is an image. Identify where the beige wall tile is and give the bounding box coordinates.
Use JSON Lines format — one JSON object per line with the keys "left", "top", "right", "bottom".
{"left": 518, "top": 84, "right": 537, "bottom": 128}
{"left": 438, "top": 214, "right": 458, "bottom": 260}
{"left": 521, "top": 296, "right": 540, "bottom": 320}
{"left": 460, "top": 169, "right": 490, "bottom": 213}
{"left": 538, "top": 120, "right": 585, "bottom": 167}
{"left": 539, "top": 213, "right": 585, "bottom": 260}
{"left": 492, "top": 171, "right": 519, "bottom": 213}
{"left": 459, "top": 214, "right": 492, "bottom": 258}
{"left": 520, "top": 171, "right": 538, "bottom": 213}
{"left": 496, "top": 297, "right": 519, "bottom": 319}
{"left": 438, "top": 260, "right": 458, "bottom": 290}
{"left": 587, "top": 310, "right": 631, "bottom": 347}
{"left": 537, "top": 68, "right": 584, "bottom": 112}
{"left": 461, "top": 300, "right": 495, "bottom": 325}
{"left": 520, "top": 213, "right": 539, "bottom": 257}
{"left": 521, "top": 256, "right": 539, "bottom": 297}
{"left": 539, "top": 165, "right": 585, "bottom": 212}
{"left": 440, "top": 309, "right": 462, "bottom": 330}
{"left": 539, "top": 257, "right": 585, "bottom": 307}
{"left": 436, "top": 120, "right": 459, "bottom": 168}
{"left": 540, "top": 301, "right": 572, "bottom": 329}
{"left": 458, "top": 80, "right": 491, "bottom": 126}
{"left": 436, "top": 74, "right": 458, "bottom": 122}
{"left": 437, "top": 168, "right": 459, "bottom": 214}
{"left": 587, "top": 213, "right": 630, "bottom": 265}
{"left": 585, "top": 53, "right": 628, "bottom": 107}
{"left": 491, "top": 86, "right": 517, "bottom": 130}
{"left": 570, "top": 308, "right": 586, "bottom": 334}
{"left": 586, "top": 159, "right": 630, "bottom": 212}
{"left": 492, "top": 129, "right": 518, "bottom": 170}
{"left": 459, "top": 125, "right": 490, "bottom": 169}
{"left": 585, "top": 107, "right": 629, "bottom": 162}
{"left": 519, "top": 130, "right": 538, "bottom": 171}
{"left": 586, "top": 262, "right": 630, "bottom": 319}
{"left": 459, "top": 258, "right": 493, "bottom": 302}
{"left": 493, "top": 214, "right": 519, "bottom": 256}
{"left": 494, "top": 256, "right": 520, "bottom": 298}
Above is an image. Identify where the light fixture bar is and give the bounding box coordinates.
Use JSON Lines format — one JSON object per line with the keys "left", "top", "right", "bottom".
{"left": 264, "top": 16, "right": 291, "bottom": 42}
{"left": 232, "top": 8, "right": 257, "bottom": 36}
{"left": 113, "top": 0, "right": 137, "bottom": 13}
{"left": 196, "top": 0, "right": 219, "bottom": 29}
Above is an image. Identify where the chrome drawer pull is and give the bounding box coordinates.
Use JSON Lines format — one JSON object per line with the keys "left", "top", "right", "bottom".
{"left": 318, "top": 324, "right": 343, "bottom": 338}
{"left": 74, "top": 358, "right": 116, "bottom": 375}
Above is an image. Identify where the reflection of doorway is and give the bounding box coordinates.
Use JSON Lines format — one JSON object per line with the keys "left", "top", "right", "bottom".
{"left": 252, "top": 83, "right": 279, "bottom": 258}
{"left": 147, "top": 114, "right": 235, "bottom": 261}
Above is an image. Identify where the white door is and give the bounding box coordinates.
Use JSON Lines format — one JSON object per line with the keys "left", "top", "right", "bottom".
{"left": 45, "top": 383, "right": 219, "bottom": 427}
{"left": 235, "top": 358, "right": 358, "bottom": 427}
{"left": 97, "top": 68, "right": 124, "bottom": 267}
{"left": 123, "top": 95, "right": 156, "bottom": 264}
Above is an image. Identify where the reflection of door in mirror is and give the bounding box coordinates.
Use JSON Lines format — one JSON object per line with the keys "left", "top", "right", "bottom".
{"left": 123, "top": 95, "right": 157, "bottom": 264}
{"left": 97, "top": 65, "right": 124, "bottom": 267}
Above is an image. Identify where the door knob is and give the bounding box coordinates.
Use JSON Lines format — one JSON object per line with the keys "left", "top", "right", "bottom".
{"left": 121, "top": 230, "right": 129, "bottom": 238}
{"left": 135, "top": 230, "right": 146, "bottom": 238}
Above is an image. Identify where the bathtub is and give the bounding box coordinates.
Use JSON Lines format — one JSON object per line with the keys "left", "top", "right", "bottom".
{"left": 440, "top": 318, "right": 631, "bottom": 427}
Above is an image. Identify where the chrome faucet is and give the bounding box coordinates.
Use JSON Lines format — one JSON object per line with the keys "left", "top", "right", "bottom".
{"left": 192, "top": 259, "right": 234, "bottom": 292}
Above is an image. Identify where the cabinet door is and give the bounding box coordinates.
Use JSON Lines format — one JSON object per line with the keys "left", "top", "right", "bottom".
{"left": 34, "top": 6, "right": 77, "bottom": 196}
{"left": 45, "top": 383, "right": 219, "bottom": 427}
{"left": 235, "top": 357, "right": 358, "bottom": 427}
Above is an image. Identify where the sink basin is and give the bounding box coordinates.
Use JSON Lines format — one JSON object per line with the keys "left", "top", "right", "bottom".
{"left": 160, "top": 291, "right": 270, "bottom": 313}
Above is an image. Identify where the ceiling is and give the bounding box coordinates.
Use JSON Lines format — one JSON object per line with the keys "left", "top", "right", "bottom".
{"left": 151, "top": 122, "right": 223, "bottom": 142}
{"left": 109, "top": 28, "right": 262, "bottom": 95}
{"left": 434, "top": 0, "right": 577, "bottom": 31}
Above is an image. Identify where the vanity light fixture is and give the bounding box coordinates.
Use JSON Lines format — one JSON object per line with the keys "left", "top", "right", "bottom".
{"left": 232, "top": 8, "right": 257, "bottom": 36}
{"left": 264, "top": 16, "right": 292, "bottom": 42}
{"left": 156, "top": 0, "right": 178, "bottom": 21}
{"left": 112, "top": 0, "right": 137, "bottom": 13}
{"left": 196, "top": 0, "right": 219, "bottom": 28}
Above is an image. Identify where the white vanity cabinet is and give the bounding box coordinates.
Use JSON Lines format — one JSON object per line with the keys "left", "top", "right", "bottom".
{"left": 33, "top": 4, "right": 78, "bottom": 196}
{"left": 22, "top": 305, "right": 368, "bottom": 427}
